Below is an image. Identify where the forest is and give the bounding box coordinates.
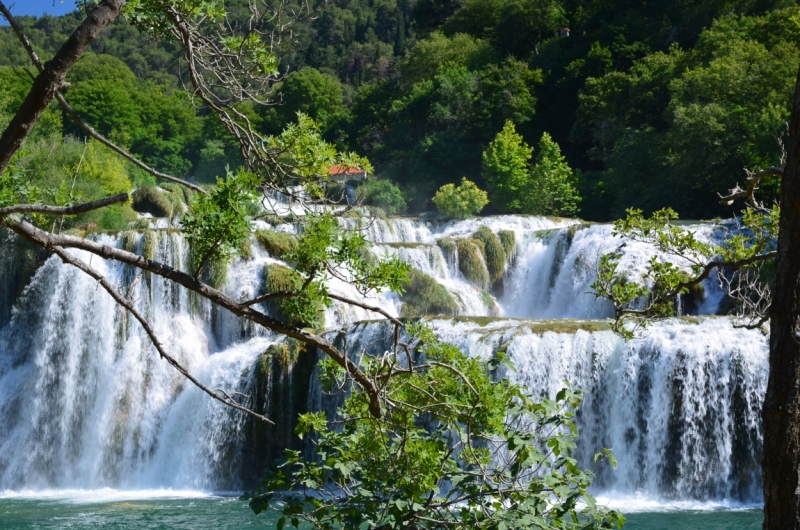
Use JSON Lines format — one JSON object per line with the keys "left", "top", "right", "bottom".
{"left": 1, "top": 0, "right": 796, "bottom": 224}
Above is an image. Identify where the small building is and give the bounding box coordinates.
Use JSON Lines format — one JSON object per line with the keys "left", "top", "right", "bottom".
{"left": 329, "top": 165, "right": 369, "bottom": 182}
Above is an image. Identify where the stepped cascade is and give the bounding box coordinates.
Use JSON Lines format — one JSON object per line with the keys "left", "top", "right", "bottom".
{"left": 0, "top": 215, "right": 766, "bottom": 503}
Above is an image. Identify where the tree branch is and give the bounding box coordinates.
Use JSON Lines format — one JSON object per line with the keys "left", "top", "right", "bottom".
{"left": 0, "top": 2, "right": 206, "bottom": 195}
{"left": 719, "top": 167, "right": 783, "bottom": 207}
{"left": 613, "top": 250, "right": 777, "bottom": 320}
{"left": 50, "top": 245, "right": 274, "bottom": 424}
{"left": 3, "top": 217, "right": 384, "bottom": 418}
{"left": 327, "top": 293, "right": 403, "bottom": 327}
{"left": 241, "top": 290, "right": 294, "bottom": 307}
{"left": 0, "top": 193, "right": 129, "bottom": 216}
{"left": 0, "top": 0, "right": 125, "bottom": 174}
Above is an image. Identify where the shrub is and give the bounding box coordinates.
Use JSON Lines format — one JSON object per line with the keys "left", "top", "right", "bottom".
{"left": 455, "top": 238, "right": 489, "bottom": 288}
{"left": 359, "top": 178, "right": 407, "bottom": 215}
{"left": 472, "top": 225, "right": 506, "bottom": 285}
{"left": 498, "top": 229, "right": 516, "bottom": 260}
{"left": 255, "top": 229, "right": 298, "bottom": 259}
{"left": 93, "top": 204, "right": 137, "bottom": 230}
{"left": 432, "top": 177, "right": 488, "bottom": 219}
{"left": 399, "top": 269, "right": 459, "bottom": 317}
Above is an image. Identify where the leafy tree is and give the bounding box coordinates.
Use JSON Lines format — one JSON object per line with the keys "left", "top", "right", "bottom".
{"left": 573, "top": 8, "right": 800, "bottom": 219}
{"left": 432, "top": 176, "right": 488, "bottom": 217}
{"left": 482, "top": 120, "right": 532, "bottom": 213}
{"left": 262, "top": 67, "right": 346, "bottom": 133}
{"left": 401, "top": 31, "right": 493, "bottom": 82}
{"left": 359, "top": 177, "right": 407, "bottom": 214}
{"left": 525, "top": 132, "right": 580, "bottom": 216}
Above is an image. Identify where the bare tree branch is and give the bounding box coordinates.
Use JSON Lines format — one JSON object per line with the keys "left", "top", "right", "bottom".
{"left": 0, "top": 193, "right": 129, "bottom": 216}
{"left": 241, "top": 290, "right": 294, "bottom": 307}
{"left": 327, "top": 293, "right": 403, "bottom": 327}
{"left": 50, "top": 245, "right": 275, "bottom": 425}
{"left": 719, "top": 167, "right": 783, "bottom": 208}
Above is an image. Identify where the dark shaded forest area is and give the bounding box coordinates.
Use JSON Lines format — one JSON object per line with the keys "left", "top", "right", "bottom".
{"left": 2, "top": 0, "right": 797, "bottom": 221}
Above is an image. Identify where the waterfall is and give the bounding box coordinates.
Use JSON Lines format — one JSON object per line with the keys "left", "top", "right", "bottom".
{"left": 331, "top": 317, "right": 767, "bottom": 502}
{"left": 0, "top": 214, "right": 767, "bottom": 503}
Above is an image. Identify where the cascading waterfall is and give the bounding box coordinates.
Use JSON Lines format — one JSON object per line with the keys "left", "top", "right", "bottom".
{"left": 332, "top": 317, "right": 767, "bottom": 502}
{"left": 0, "top": 215, "right": 767, "bottom": 504}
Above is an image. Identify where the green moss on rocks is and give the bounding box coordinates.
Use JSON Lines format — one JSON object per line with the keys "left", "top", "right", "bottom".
{"left": 264, "top": 263, "right": 299, "bottom": 292}
{"left": 437, "top": 237, "right": 456, "bottom": 255}
{"left": 472, "top": 226, "right": 506, "bottom": 285}
{"left": 238, "top": 238, "right": 253, "bottom": 260}
{"left": 258, "top": 350, "right": 272, "bottom": 377}
{"left": 132, "top": 186, "right": 175, "bottom": 218}
{"left": 142, "top": 231, "right": 158, "bottom": 261}
{"left": 498, "top": 230, "right": 516, "bottom": 261}
{"left": 255, "top": 229, "right": 298, "bottom": 259}
{"left": 480, "top": 290, "right": 500, "bottom": 316}
{"left": 121, "top": 231, "right": 138, "bottom": 253}
{"left": 400, "top": 269, "right": 459, "bottom": 317}
{"left": 131, "top": 217, "right": 151, "bottom": 229}
{"left": 131, "top": 184, "right": 195, "bottom": 219}
{"left": 455, "top": 238, "right": 490, "bottom": 289}
{"left": 207, "top": 254, "right": 229, "bottom": 288}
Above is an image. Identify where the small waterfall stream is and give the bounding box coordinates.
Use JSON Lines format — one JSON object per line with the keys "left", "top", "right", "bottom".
{"left": 0, "top": 215, "right": 766, "bottom": 504}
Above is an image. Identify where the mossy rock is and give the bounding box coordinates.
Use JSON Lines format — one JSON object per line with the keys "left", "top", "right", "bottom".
{"left": 400, "top": 269, "right": 459, "bottom": 317}
{"left": 206, "top": 254, "right": 229, "bottom": 288}
{"left": 498, "top": 230, "right": 516, "bottom": 261}
{"left": 142, "top": 231, "right": 158, "bottom": 260}
{"left": 132, "top": 186, "right": 174, "bottom": 218}
{"left": 132, "top": 217, "right": 152, "bottom": 230}
{"left": 264, "top": 263, "right": 300, "bottom": 293}
{"left": 472, "top": 226, "right": 506, "bottom": 285}
{"left": 436, "top": 237, "right": 457, "bottom": 257}
{"left": 480, "top": 290, "right": 501, "bottom": 316}
{"left": 121, "top": 230, "right": 139, "bottom": 253}
{"left": 257, "top": 339, "right": 305, "bottom": 380}
{"left": 455, "top": 238, "right": 490, "bottom": 289}
{"left": 132, "top": 184, "right": 194, "bottom": 219}
{"left": 255, "top": 229, "right": 298, "bottom": 259}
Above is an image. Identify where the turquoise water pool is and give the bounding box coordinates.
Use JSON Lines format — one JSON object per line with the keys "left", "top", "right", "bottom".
{"left": 0, "top": 491, "right": 763, "bottom": 529}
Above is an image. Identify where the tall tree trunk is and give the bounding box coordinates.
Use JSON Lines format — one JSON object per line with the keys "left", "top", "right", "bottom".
{"left": 0, "top": 0, "right": 125, "bottom": 174}
{"left": 764, "top": 65, "right": 800, "bottom": 529}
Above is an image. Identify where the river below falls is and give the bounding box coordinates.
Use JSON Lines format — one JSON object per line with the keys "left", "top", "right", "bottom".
{"left": 0, "top": 491, "right": 764, "bottom": 529}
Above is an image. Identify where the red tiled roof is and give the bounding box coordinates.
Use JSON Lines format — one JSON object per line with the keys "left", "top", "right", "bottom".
{"left": 329, "top": 165, "right": 366, "bottom": 175}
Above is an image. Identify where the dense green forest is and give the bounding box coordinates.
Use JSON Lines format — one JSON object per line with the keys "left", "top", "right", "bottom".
{"left": 1, "top": 0, "right": 798, "bottom": 221}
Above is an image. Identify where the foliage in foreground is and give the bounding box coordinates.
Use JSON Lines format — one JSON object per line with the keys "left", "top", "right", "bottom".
{"left": 591, "top": 204, "right": 778, "bottom": 338}
{"left": 249, "top": 324, "right": 624, "bottom": 529}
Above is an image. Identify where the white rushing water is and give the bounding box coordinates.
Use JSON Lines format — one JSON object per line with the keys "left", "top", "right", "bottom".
{"left": 0, "top": 215, "right": 768, "bottom": 505}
